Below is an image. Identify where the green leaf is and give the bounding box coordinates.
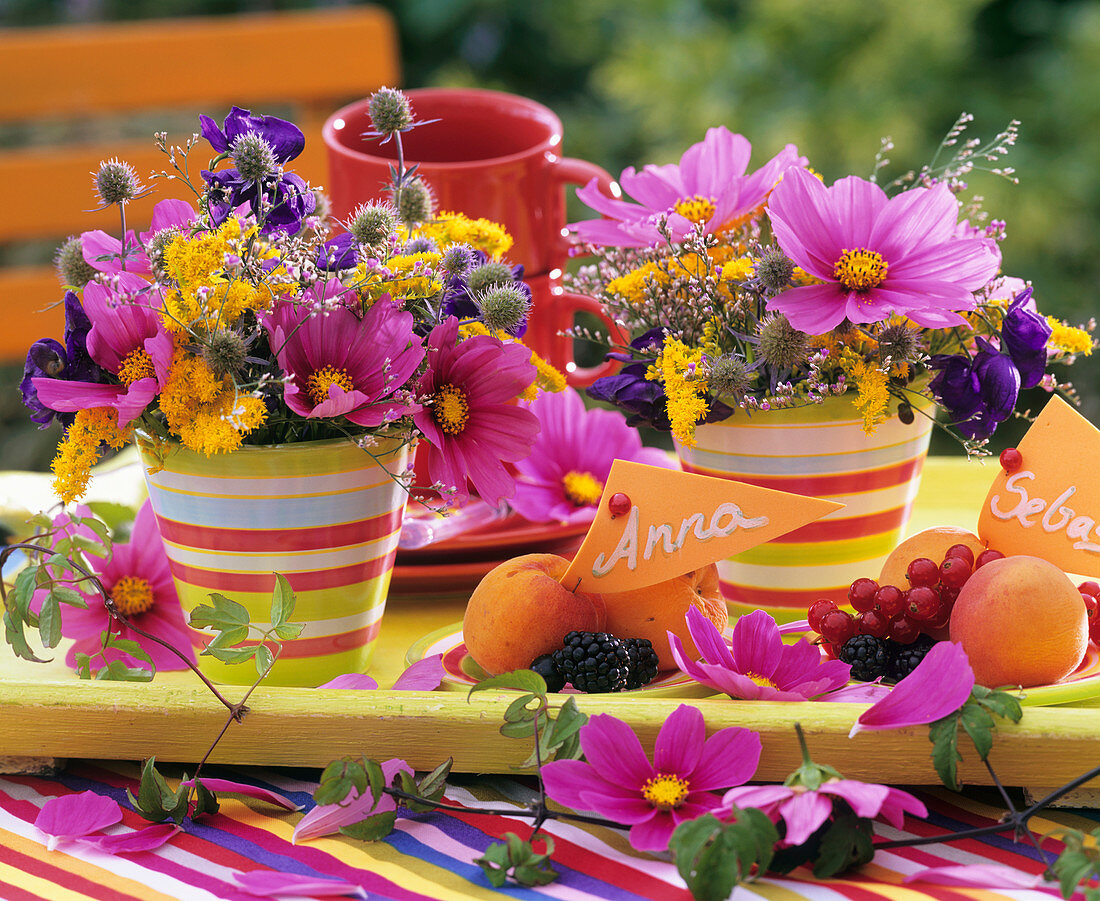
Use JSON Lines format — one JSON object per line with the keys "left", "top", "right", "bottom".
{"left": 202, "top": 645, "right": 257, "bottom": 664}
{"left": 546, "top": 698, "right": 587, "bottom": 751}
{"left": 9, "top": 567, "right": 39, "bottom": 619}
{"left": 503, "top": 693, "right": 542, "bottom": 723}
{"left": 189, "top": 593, "right": 250, "bottom": 630}
{"left": 975, "top": 687, "right": 1023, "bottom": 723}
{"left": 498, "top": 718, "right": 537, "bottom": 739}
{"left": 476, "top": 840, "right": 512, "bottom": 887}
{"left": 269, "top": 573, "right": 295, "bottom": 629}
{"left": 254, "top": 643, "right": 274, "bottom": 676}
{"left": 468, "top": 669, "right": 548, "bottom": 699}
{"left": 959, "top": 702, "right": 996, "bottom": 761}
{"left": 363, "top": 759, "right": 386, "bottom": 814}
{"left": 670, "top": 812, "right": 775, "bottom": 901}
{"left": 37, "top": 592, "right": 62, "bottom": 649}
{"left": 314, "top": 759, "right": 364, "bottom": 806}
{"left": 97, "top": 659, "right": 154, "bottom": 682}
{"left": 205, "top": 626, "right": 249, "bottom": 650}
{"left": 129, "top": 757, "right": 189, "bottom": 824}
{"left": 812, "top": 804, "right": 874, "bottom": 879}
{"left": 191, "top": 778, "right": 220, "bottom": 818}
{"left": 50, "top": 585, "right": 88, "bottom": 608}
{"left": 273, "top": 622, "right": 304, "bottom": 641}
{"left": 4, "top": 610, "right": 46, "bottom": 663}
{"left": 416, "top": 757, "right": 451, "bottom": 804}
{"left": 474, "top": 833, "right": 557, "bottom": 889}
{"left": 74, "top": 653, "right": 92, "bottom": 679}
{"left": 1053, "top": 845, "right": 1098, "bottom": 899}
{"left": 340, "top": 810, "right": 397, "bottom": 842}
{"left": 929, "top": 711, "right": 962, "bottom": 791}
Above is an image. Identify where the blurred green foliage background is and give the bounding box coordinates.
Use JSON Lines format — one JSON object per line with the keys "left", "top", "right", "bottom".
{"left": 2, "top": 0, "right": 1097, "bottom": 465}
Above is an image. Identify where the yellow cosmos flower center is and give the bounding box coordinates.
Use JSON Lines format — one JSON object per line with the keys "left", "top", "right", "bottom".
{"left": 432, "top": 383, "right": 469, "bottom": 435}
{"left": 834, "top": 248, "right": 888, "bottom": 292}
{"left": 642, "top": 773, "right": 691, "bottom": 811}
{"left": 561, "top": 471, "right": 604, "bottom": 507}
{"left": 117, "top": 349, "right": 155, "bottom": 386}
{"left": 307, "top": 365, "right": 354, "bottom": 405}
{"left": 110, "top": 575, "right": 155, "bottom": 616}
{"left": 745, "top": 671, "right": 778, "bottom": 689}
{"left": 673, "top": 195, "right": 717, "bottom": 225}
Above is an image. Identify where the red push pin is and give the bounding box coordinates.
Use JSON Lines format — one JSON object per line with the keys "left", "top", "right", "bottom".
{"left": 999, "top": 447, "right": 1023, "bottom": 474}
{"left": 607, "top": 492, "right": 631, "bottom": 518}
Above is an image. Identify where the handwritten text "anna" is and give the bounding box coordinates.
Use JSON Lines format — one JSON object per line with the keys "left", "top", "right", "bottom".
{"left": 989, "top": 470, "right": 1100, "bottom": 553}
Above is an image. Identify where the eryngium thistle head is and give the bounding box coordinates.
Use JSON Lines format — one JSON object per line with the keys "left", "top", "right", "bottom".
{"left": 54, "top": 236, "right": 97, "bottom": 288}
{"left": 441, "top": 243, "right": 475, "bottom": 278}
{"left": 145, "top": 228, "right": 179, "bottom": 282}
{"left": 202, "top": 329, "right": 249, "bottom": 379}
{"left": 476, "top": 284, "right": 531, "bottom": 336}
{"left": 93, "top": 158, "right": 143, "bottom": 206}
{"left": 757, "top": 313, "right": 810, "bottom": 370}
{"left": 467, "top": 259, "right": 514, "bottom": 293}
{"left": 368, "top": 87, "right": 413, "bottom": 136}
{"left": 876, "top": 322, "right": 924, "bottom": 367}
{"left": 230, "top": 132, "right": 278, "bottom": 183}
{"left": 754, "top": 245, "right": 796, "bottom": 294}
{"left": 392, "top": 177, "right": 434, "bottom": 227}
{"left": 404, "top": 236, "right": 438, "bottom": 255}
{"left": 707, "top": 354, "right": 754, "bottom": 398}
{"left": 348, "top": 201, "right": 397, "bottom": 249}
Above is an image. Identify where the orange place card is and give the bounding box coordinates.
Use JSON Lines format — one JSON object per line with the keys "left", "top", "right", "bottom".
{"left": 978, "top": 397, "right": 1100, "bottom": 575}
{"left": 560, "top": 460, "right": 843, "bottom": 593}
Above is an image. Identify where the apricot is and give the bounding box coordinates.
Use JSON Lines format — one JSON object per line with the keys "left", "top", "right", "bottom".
{"left": 879, "top": 526, "right": 987, "bottom": 591}
{"left": 949, "top": 555, "right": 1088, "bottom": 688}
{"left": 599, "top": 563, "right": 727, "bottom": 670}
{"left": 463, "top": 553, "right": 606, "bottom": 675}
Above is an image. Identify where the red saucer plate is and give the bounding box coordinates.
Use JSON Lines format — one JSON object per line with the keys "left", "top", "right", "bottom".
{"left": 396, "top": 511, "right": 588, "bottom": 562}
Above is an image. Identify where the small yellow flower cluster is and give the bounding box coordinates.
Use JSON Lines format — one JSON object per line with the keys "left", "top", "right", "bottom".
{"left": 1047, "top": 318, "right": 1094, "bottom": 356}
{"left": 649, "top": 336, "right": 709, "bottom": 446}
{"left": 160, "top": 221, "right": 268, "bottom": 334}
{"left": 358, "top": 252, "right": 444, "bottom": 305}
{"left": 458, "top": 322, "right": 566, "bottom": 400}
{"left": 414, "top": 211, "right": 513, "bottom": 259}
{"left": 842, "top": 352, "right": 890, "bottom": 434}
{"left": 51, "top": 407, "right": 131, "bottom": 503}
{"left": 159, "top": 350, "right": 267, "bottom": 454}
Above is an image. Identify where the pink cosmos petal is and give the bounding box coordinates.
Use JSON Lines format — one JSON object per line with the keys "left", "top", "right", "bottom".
{"left": 720, "top": 783, "right": 793, "bottom": 817}
{"left": 231, "top": 870, "right": 367, "bottom": 898}
{"left": 821, "top": 681, "right": 892, "bottom": 704}
{"left": 876, "top": 786, "right": 929, "bottom": 828}
{"left": 653, "top": 703, "right": 704, "bottom": 775}
{"left": 687, "top": 726, "right": 762, "bottom": 791}
{"left": 541, "top": 759, "right": 610, "bottom": 813}
{"left": 850, "top": 641, "right": 975, "bottom": 737}
{"left": 729, "top": 609, "right": 782, "bottom": 678}
{"left": 319, "top": 673, "right": 380, "bottom": 690}
{"left": 766, "top": 284, "right": 850, "bottom": 334}
{"left": 685, "top": 606, "right": 736, "bottom": 669}
{"left": 904, "top": 864, "right": 1048, "bottom": 890}
{"left": 777, "top": 790, "right": 833, "bottom": 847}
{"left": 575, "top": 788, "right": 658, "bottom": 825}
{"left": 391, "top": 654, "right": 444, "bottom": 690}
{"left": 179, "top": 779, "right": 300, "bottom": 811}
{"left": 292, "top": 759, "right": 412, "bottom": 844}
{"left": 76, "top": 823, "right": 181, "bottom": 854}
{"left": 624, "top": 810, "right": 678, "bottom": 852}
{"left": 579, "top": 714, "right": 654, "bottom": 790}
{"left": 36, "top": 791, "right": 122, "bottom": 850}
{"left": 145, "top": 198, "right": 198, "bottom": 239}
{"left": 818, "top": 779, "right": 890, "bottom": 819}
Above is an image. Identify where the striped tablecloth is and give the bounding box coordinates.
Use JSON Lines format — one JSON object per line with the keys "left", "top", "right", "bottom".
{"left": 0, "top": 760, "right": 1092, "bottom": 901}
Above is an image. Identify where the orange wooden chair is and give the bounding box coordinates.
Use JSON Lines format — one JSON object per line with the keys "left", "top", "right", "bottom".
{"left": 0, "top": 7, "right": 400, "bottom": 363}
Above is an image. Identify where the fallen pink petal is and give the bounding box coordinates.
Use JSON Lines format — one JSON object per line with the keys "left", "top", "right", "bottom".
{"left": 180, "top": 778, "right": 300, "bottom": 811}
{"left": 392, "top": 654, "right": 444, "bottom": 690}
{"left": 904, "top": 864, "right": 1049, "bottom": 890}
{"left": 35, "top": 790, "right": 122, "bottom": 850}
{"left": 231, "top": 870, "right": 367, "bottom": 898}
{"left": 293, "top": 759, "right": 413, "bottom": 844}
{"left": 850, "top": 641, "right": 975, "bottom": 738}
{"left": 75, "top": 823, "right": 181, "bottom": 854}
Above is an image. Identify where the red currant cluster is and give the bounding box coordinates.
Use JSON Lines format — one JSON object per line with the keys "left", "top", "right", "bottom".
{"left": 808, "top": 544, "right": 1006, "bottom": 658}
{"left": 1078, "top": 581, "right": 1100, "bottom": 646}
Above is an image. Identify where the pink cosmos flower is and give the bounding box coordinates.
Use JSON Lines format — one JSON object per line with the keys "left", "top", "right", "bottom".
{"left": 32, "top": 282, "right": 173, "bottom": 426}
{"left": 541, "top": 703, "right": 761, "bottom": 852}
{"left": 413, "top": 316, "right": 539, "bottom": 506}
{"left": 292, "top": 758, "right": 413, "bottom": 844}
{"left": 268, "top": 297, "right": 425, "bottom": 428}
{"left": 510, "top": 388, "right": 674, "bottom": 525}
{"left": 765, "top": 168, "right": 1002, "bottom": 334}
{"left": 670, "top": 607, "right": 852, "bottom": 701}
{"left": 720, "top": 778, "right": 927, "bottom": 847}
{"left": 44, "top": 499, "right": 197, "bottom": 671}
{"left": 850, "top": 640, "right": 975, "bottom": 738}
{"left": 572, "top": 126, "right": 806, "bottom": 248}
{"left": 82, "top": 198, "right": 198, "bottom": 281}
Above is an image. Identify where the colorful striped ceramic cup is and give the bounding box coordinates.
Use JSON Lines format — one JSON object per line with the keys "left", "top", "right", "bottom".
{"left": 139, "top": 436, "right": 411, "bottom": 687}
{"left": 676, "top": 395, "right": 933, "bottom": 621}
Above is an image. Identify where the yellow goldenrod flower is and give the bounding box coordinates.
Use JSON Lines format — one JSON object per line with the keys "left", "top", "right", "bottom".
{"left": 1047, "top": 318, "right": 1094, "bottom": 356}
{"left": 413, "top": 211, "right": 513, "bottom": 259}
{"left": 649, "top": 336, "right": 709, "bottom": 446}
{"left": 51, "top": 407, "right": 131, "bottom": 503}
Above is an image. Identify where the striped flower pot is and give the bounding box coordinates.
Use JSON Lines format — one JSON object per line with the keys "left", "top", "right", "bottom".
{"left": 675, "top": 394, "right": 933, "bottom": 622}
{"left": 139, "top": 436, "right": 411, "bottom": 687}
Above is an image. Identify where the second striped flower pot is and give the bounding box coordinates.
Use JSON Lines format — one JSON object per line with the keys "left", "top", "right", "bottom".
{"left": 675, "top": 395, "right": 934, "bottom": 622}
{"left": 139, "top": 435, "right": 411, "bottom": 687}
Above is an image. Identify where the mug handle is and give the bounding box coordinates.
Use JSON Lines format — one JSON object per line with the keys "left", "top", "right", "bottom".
{"left": 548, "top": 288, "right": 629, "bottom": 388}
{"left": 548, "top": 157, "right": 617, "bottom": 260}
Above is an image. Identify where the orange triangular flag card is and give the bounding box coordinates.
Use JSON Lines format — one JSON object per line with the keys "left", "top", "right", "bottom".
{"left": 560, "top": 460, "right": 843, "bottom": 593}
{"left": 978, "top": 397, "right": 1100, "bottom": 575}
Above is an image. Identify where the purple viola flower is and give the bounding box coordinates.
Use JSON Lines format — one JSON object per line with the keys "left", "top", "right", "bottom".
{"left": 20, "top": 291, "right": 108, "bottom": 428}
{"left": 929, "top": 337, "right": 1021, "bottom": 440}
{"left": 200, "top": 106, "right": 305, "bottom": 163}
{"left": 439, "top": 250, "right": 532, "bottom": 337}
{"left": 587, "top": 328, "right": 672, "bottom": 430}
{"left": 316, "top": 232, "right": 359, "bottom": 271}
{"left": 1000, "top": 287, "right": 1051, "bottom": 389}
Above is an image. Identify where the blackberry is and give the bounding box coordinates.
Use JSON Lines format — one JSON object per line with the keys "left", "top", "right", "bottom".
{"left": 623, "top": 638, "right": 660, "bottom": 690}
{"left": 838, "top": 634, "right": 889, "bottom": 681}
{"left": 551, "top": 632, "right": 632, "bottom": 693}
{"left": 885, "top": 635, "right": 937, "bottom": 683}
{"left": 529, "top": 653, "right": 565, "bottom": 693}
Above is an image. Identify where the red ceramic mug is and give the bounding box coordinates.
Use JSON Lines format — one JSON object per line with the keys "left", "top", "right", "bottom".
{"left": 323, "top": 88, "right": 622, "bottom": 384}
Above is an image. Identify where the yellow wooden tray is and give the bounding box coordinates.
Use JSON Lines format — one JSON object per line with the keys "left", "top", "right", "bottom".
{"left": 3, "top": 458, "right": 1098, "bottom": 787}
